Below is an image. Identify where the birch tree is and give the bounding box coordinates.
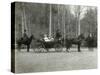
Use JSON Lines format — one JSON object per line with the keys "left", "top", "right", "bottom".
{"left": 73, "top": 6, "right": 86, "bottom": 36}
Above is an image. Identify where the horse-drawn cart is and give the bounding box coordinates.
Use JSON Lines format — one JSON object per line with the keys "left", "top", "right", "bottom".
{"left": 36, "top": 37, "right": 63, "bottom": 52}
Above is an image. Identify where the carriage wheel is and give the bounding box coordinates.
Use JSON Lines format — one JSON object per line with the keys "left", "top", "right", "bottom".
{"left": 37, "top": 45, "right": 42, "bottom": 53}
{"left": 54, "top": 44, "right": 62, "bottom": 52}
{"left": 35, "top": 43, "right": 43, "bottom": 53}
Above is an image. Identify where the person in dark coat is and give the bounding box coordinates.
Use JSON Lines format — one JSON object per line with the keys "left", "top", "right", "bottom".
{"left": 55, "top": 29, "right": 62, "bottom": 40}
{"left": 22, "top": 29, "right": 28, "bottom": 42}
{"left": 86, "top": 33, "right": 94, "bottom": 51}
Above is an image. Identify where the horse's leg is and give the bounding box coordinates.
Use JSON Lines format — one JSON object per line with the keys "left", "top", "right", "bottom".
{"left": 66, "top": 48, "right": 69, "bottom": 52}
{"left": 27, "top": 45, "right": 30, "bottom": 52}
{"left": 66, "top": 47, "right": 70, "bottom": 52}
{"left": 66, "top": 44, "right": 71, "bottom": 52}
{"left": 65, "top": 46, "right": 68, "bottom": 52}
{"left": 78, "top": 44, "right": 81, "bottom": 52}
{"left": 46, "top": 48, "right": 49, "bottom": 52}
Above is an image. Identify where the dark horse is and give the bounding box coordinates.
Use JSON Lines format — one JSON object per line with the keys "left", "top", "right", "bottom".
{"left": 17, "top": 35, "right": 34, "bottom": 52}
{"left": 85, "top": 34, "right": 97, "bottom": 51}
{"left": 61, "top": 34, "right": 85, "bottom": 52}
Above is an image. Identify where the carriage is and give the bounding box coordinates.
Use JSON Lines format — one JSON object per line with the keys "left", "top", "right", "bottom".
{"left": 35, "top": 34, "right": 63, "bottom": 52}
{"left": 17, "top": 28, "right": 86, "bottom": 52}
{"left": 16, "top": 29, "right": 63, "bottom": 52}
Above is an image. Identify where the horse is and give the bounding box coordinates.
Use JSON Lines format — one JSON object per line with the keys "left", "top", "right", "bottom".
{"left": 61, "top": 34, "right": 85, "bottom": 52}
{"left": 85, "top": 34, "right": 97, "bottom": 51}
{"left": 17, "top": 35, "right": 34, "bottom": 52}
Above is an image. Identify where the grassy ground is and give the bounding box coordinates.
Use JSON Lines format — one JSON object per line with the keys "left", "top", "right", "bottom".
{"left": 15, "top": 48, "right": 97, "bottom": 73}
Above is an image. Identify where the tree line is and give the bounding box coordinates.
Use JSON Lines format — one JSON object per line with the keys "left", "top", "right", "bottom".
{"left": 15, "top": 2, "right": 97, "bottom": 47}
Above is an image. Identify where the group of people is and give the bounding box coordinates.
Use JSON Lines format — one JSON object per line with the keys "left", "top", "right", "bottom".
{"left": 21, "top": 29, "right": 62, "bottom": 42}
{"left": 43, "top": 29, "right": 62, "bottom": 42}
{"left": 86, "top": 33, "right": 97, "bottom": 49}
{"left": 21, "top": 29, "right": 97, "bottom": 49}
{"left": 43, "top": 34, "right": 54, "bottom": 42}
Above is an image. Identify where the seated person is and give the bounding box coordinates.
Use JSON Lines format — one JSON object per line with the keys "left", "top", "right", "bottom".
{"left": 48, "top": 36, "right": 54, "bottom": 41}
{"left": 43, "top": 34, "right": 51, "bottom": 42}
{"left": 43, "top": 34, "right": 54, "bottom": 42}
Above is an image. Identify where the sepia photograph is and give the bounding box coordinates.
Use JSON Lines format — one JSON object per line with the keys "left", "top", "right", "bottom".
{"left": 11, "top": 2, "right": 97, "bottom": 73}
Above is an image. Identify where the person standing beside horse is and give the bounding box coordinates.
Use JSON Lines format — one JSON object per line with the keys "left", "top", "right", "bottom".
{"left": 55, "top": 29, "right": 62, "bottom": 41}
{"left": 85, "top": 33, "right": 94, "bottom": 51}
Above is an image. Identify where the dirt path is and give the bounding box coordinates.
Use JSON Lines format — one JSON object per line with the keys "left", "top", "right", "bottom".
{"left": 15, "top": 48, "right": 97, "bottom": 73}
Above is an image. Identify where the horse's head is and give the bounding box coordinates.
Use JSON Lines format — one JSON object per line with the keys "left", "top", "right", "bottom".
{"left": 27, "top": 34, "right": 34, "bottom": 43}
{"left": 25, "top": 34, "right": 35, "bottom": 45}
{"left": 29, "top": 34, "right": 35, "bottom": 40}
{"left": 78, "top": 34, "right": 85, "bottom": 41}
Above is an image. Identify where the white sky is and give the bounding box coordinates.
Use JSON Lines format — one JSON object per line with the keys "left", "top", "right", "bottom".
{"left": 69, "top": 5, "right": 96, "bottom": 19}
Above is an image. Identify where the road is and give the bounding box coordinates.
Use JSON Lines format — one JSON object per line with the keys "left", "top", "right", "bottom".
{"left": 15, "top": 48, "right": 97, "bottom": 73}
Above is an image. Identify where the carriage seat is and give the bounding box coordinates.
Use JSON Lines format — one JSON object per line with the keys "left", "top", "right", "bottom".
{"left": 44, "top": 36, "right": 54, "bottom": 42}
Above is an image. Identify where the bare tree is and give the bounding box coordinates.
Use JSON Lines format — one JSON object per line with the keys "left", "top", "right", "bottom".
{"left": 73, "top": 5, "right": 86, "bottom": 36}
{"left": 81, "top": 7, "right": 97, "bottom": 36}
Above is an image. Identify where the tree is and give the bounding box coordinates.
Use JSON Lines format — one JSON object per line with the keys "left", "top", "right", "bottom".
{"left": 73, "top": 5, "right": 86, "bottom": 36}
{"left": 81, "top": 7, "right": 97, "bottom": 37}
